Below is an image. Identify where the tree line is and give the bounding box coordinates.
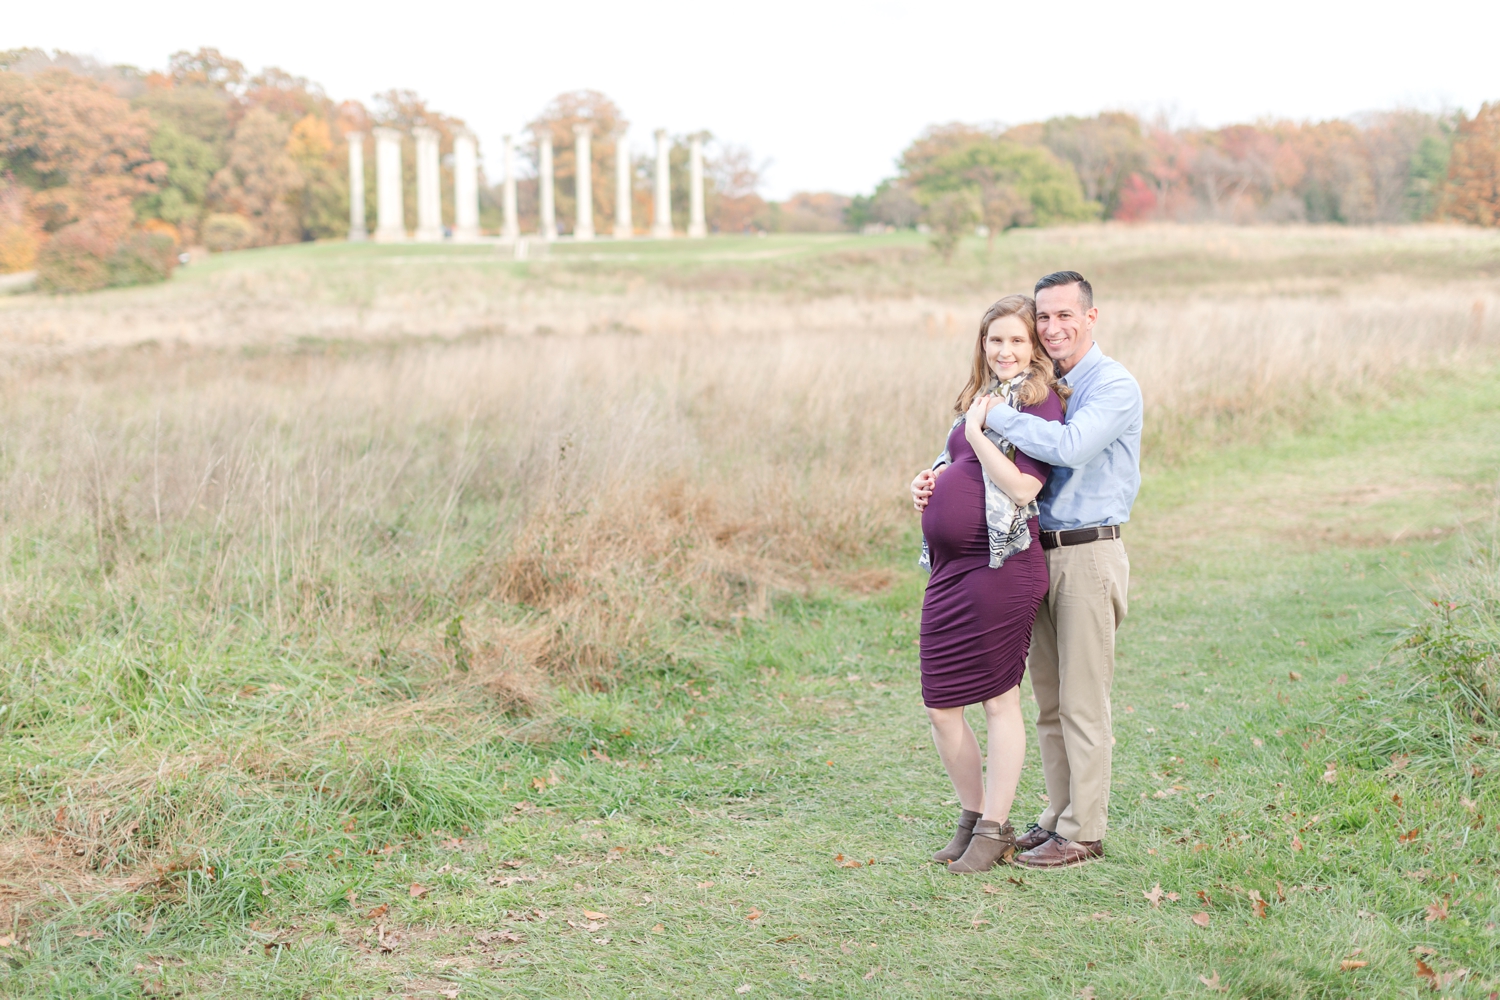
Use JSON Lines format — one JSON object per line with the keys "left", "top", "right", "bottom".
{"left": 843, "top": 107, "right": 1500, "bottom": 256}
{"left": 0, "top": 48, "right": 769, "bottom": 291}
{"left": 3, "top": 45, "right": 1498, "bottom": 291}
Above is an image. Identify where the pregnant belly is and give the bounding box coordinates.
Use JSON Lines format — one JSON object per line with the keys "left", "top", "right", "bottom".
{"left": 921, "top": 464, "right": 989, "bottom": 562}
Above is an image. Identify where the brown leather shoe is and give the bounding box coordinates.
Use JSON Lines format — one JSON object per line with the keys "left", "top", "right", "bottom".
{"left": 1015, "top": 823, "right": 1055, "bottom": 852}
{"left": 1013, "top": 836, "right": 1103, "bottom": 868}
{"left": 947, "top": 819, "right": 1017, "bottom": 873}
{"left": 932, "top": 809, "right": 982, "bottom": 863}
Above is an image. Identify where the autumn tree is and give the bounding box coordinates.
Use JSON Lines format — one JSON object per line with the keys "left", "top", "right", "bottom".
{"left": 705, "top": 141, "right": 765, "bottom": 232}
{"left": 528, "top": 90, "right": 625, "bottom": 234}
{"left": 208, "top": 106, "right": 302, "bottom": 245}
{"left": 0, "top": 67, "right": 165, "bottom": 288}
{"left": 373, "top": 89, "right": 469, "bottom": 232}
{"left": 1443, "top": 103, "right": 1500, "bottom": 226}
{"left": 1039, "top": 112, "right": 1147, "bottom": 217}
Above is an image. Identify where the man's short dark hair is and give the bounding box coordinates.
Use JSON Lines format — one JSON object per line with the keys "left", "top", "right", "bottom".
{"left": 1035, "top": 271, "right": 1093, "bottom": 310}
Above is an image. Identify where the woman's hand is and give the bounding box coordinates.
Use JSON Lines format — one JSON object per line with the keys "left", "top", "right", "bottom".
{"left": 911, "top": 468, "right": 941, "bottom": 511}
{"left": 964, "top": 394, "right": 994, "bottom": 443}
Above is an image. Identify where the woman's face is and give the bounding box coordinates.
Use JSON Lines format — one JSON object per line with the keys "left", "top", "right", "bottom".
{"left": 985, "top": 314, "right": 1034, "bottom": 382}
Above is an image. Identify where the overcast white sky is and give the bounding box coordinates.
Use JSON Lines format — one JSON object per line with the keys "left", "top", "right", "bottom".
{"left": 8, "top": 0, "right": 1497, "bottom": 198}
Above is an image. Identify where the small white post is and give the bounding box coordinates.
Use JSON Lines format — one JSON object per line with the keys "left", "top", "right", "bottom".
{"left": 413, "top": 126, "right": 442, "bottom": 242}
{"left": 652, "top": 128, "right": 672, "bottom": 239}
{"left": 614, "top": 129, "right": 632, "bottom": 239}
{"left": 373, "top": 127, "right": 405, "bottom": 242}
{"left": 688, "top": 133, "right": 707, "bottom": 238}
{"left": 573, "top": 123, "right": 594, "bottom": 241}
{"left": 538, "top": 132, "right": 557, "bottom": 241}
{"left": 346, "top": 131, "right": 367, "bottom": 240}
{"left": 453, "top": 129, "right": 480, "bottom": 241}
{"left": 501, "top": 133, "right": 519, "bottom": 241}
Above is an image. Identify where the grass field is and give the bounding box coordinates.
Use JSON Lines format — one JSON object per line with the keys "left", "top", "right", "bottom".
{"left": 1, "top": 226, "right": 1498, "bottom": 997}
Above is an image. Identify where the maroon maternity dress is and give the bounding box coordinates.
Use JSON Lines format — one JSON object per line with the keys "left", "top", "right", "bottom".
{"left": 919, "top": 391, "right": 1063, "bottom": 708}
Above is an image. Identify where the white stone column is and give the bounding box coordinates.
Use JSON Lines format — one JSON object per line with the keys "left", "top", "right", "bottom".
{"left": 346, "top": 131, "right": 367, "bottom": 240}
{"left": 501, "top": 133, "right": 519, "bottom": 241}
{"left": 413, "top": 126, "right": 442, "bottom": 242}
{"left": 652, "top": 128, "right": 672, "bottom": 238}
{"left": 614, "top": 129, "right": 632, "bottom": 239}
{"left": 572, "top": 123, "right": 594, "bottom": 241}
{"left": 538, "top": 133, "right": 557, "bottom": 241}
{"left": 688, "top": 133, "right": 707, "bottom": 238}
{"left": 373, "top": 127, "right": 405, "bottom": 242}
{"left": 453, "top": 129, "right": 480, "bottom": 241}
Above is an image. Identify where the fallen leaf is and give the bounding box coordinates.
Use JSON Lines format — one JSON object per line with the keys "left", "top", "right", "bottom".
{"left": 1090, "top": 911, "right": 1111, "bottom": 921}
{"left": 971, "top": 918, "right": 992, "bottom": 927}
{"left": 475, "top": 929, "right": 523, "bottom": 944}
{"left": 440, "top": 990, "right": 460, "bottom": 999}
{"left": 1398, "top": 828, "right": 1421, "bottom": 844}
{"left": 1007, "top": 876, "right": 1025, "bottom": 888}
{"left": 651, "top": 923, "right": 665, "bottom": 933}
{"left": 1249, "top": 889, "right": 1268, "bottom": 918}
{"left": 582, "top": 910, "right": 609, "bottom": 921}
{"left": 1416, "top": 958, "right": 1438, "bottom": 989}
{"left": 531, "top": 776, "right": 547, "bottom": 791}
{"left": 1390, "top": 753, "right": 1410, "bottom": 770}
{"left": 1144, "top": 883, "right": 1165, "bottom": 908}
{"left": 1461, "top": 797, "right": 1478, "bottom": 813}
{"left": 1167, "top": 892, "right": 1181, "bottom": 902}
{"left": 863, "top": 966, "right": 879, "bottom": 980}
{"left": 1425, "top": 898, "right": 1450, "bottom": 922}
{"left": 735, "top": 985, "right": 753, "bottom": 995}
{"left": 1322, "top": 763, "right": 1338, "bottom": 784}
{"left": 363, "top": 904, "right": 389, "bottom": 920}
{"left": 1340, "top": 960, "right": 1368, "bottom": 971}
{"left": 1199, "top": 969, "right": 1225, "bottom": 990}
{"left": 746, "top": 907, "right": 763, "bottom": 921}
{"left": 983, "top": 883, "right": 1003, "bottom": 895}
{"left": 1078, "top": 989, "right": 1097, "bottom": 1000}
{"left": 1291, "top": 835, "right": 1304, "bottom": 851}
{"left": 1252, "top": 737, "right": 1264, "bottom": 747}
{"left": 1288, "top": 671, "right": 1302, "bottom": 681}
{"left": 1191, "top": 911, "right": 1211, "bottom": 928}
{"left": 1275, "top": 882, "right": 1286, "bottom": 902}
{"left": 408, "top": 883, "right": 428, "bottom": 899}
{"left": 651, "top": 845, "right": 675, "bottom": 856}
{"left": 1335, "top": 673, "right": 1348, "bottom": 684}
{"left": 697, "top": 881, "right": 714, "bottom": 888}
{"left": 1196, "top": 890, "right": 1212, "bottom": 905}
{"left": 1173, "top": 702, "right": 1189, "bottom": 710}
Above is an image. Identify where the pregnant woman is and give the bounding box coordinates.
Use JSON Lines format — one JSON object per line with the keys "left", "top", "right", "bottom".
{"left": 909, "top": 294, "right": 1066, "bottom": 873}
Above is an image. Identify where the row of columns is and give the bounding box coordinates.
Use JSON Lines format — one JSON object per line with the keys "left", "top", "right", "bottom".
{"left": 346, "top": 126, "right": 707, "bottom": 242}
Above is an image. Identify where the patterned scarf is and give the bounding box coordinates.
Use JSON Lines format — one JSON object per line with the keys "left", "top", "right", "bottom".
{"left": 919, "top": 374, "right": 1040, "bottom": 573}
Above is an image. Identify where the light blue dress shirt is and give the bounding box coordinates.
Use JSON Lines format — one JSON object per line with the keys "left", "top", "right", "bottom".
{"left": 983, "top": 343, "right": 1143, "bottom": 531}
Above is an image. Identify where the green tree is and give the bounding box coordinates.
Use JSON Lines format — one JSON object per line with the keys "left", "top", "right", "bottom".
{"left": 136, "top": 121, "right": 219, "bottom": 241}
{"left": 1407, "top": 134, "right": 1452, "bottom": 221}
{"left": 908, "top": 136, "right": 1097, "bottom": 248}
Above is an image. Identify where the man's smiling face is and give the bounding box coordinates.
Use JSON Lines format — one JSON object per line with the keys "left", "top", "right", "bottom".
{"left": 1035, "top": 283, "right": 1099, "bottom": 374}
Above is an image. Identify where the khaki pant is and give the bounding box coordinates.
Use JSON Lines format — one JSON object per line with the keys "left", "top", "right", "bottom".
{"left": 1028, "top": 538, "right": 1129, "bottom": 843}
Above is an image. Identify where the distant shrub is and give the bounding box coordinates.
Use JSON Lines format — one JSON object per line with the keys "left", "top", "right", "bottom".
{"left": 36, "top": 222, "right": 177, "bottom": 293}
{"left": 203, "top": 212, "right": 254, "bottom": 252}
{"left": 0, "top": 183, "right": 39, "bottom": 273}
{"left": 1403, "top": 542, "right": 1500, "bottom": 724}
{"left": 108, "top": 230, "right": 177, "bottom": 286}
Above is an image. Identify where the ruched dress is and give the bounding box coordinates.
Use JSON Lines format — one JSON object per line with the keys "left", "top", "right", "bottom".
{"left": 919, "top": 391, "right": 1063, "bottom": 708}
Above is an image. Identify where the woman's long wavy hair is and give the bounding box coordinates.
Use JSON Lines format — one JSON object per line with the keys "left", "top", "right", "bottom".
{"left": 953, "top": 294, "right": 1070, "bottom": 415}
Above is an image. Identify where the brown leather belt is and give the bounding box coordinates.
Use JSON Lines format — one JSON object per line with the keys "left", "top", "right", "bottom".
{"left": 1039, "top": 524, "right": 1121, "bottom": 550}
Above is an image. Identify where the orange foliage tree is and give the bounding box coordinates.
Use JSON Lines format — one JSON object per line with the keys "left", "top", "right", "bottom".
{"left": 1444, "top": 103, "right": 1500, "bottom": 226}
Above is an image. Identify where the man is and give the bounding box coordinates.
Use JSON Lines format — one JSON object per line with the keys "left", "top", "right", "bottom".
{"left": 983, "top": 270, "right": 1142, "bottom": 868}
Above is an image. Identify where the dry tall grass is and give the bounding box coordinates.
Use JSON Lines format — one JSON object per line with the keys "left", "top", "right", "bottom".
{"left": 2, "top": 227, "right": 1499, "bottom": 922}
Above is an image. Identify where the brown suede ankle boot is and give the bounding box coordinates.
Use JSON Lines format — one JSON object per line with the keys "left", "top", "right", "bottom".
{"left": 947, "top": 819, "right": 1017, "bottom": 873}
{"left": 932, "top": 809, "right": 982, "bottom": 863}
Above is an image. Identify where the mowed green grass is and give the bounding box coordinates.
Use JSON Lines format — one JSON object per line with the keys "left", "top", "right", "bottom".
{"left": 89, "top": 223, "right": 1500, "bottom": 307}
{"left": 6, "top": 376, "right": 1497, "bottom": 998}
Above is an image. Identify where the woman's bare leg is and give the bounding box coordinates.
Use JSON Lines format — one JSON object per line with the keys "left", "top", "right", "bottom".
{"left": 927, "top": 706, "right": 984, "bottom": 812}
{"left": 980, "top": 686, "right": 1025, "bottom": 823}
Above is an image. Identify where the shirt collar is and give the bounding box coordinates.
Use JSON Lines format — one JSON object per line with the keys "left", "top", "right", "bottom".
{"left": 1060, "top": 342, "right": 1103, "bottom": 385}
